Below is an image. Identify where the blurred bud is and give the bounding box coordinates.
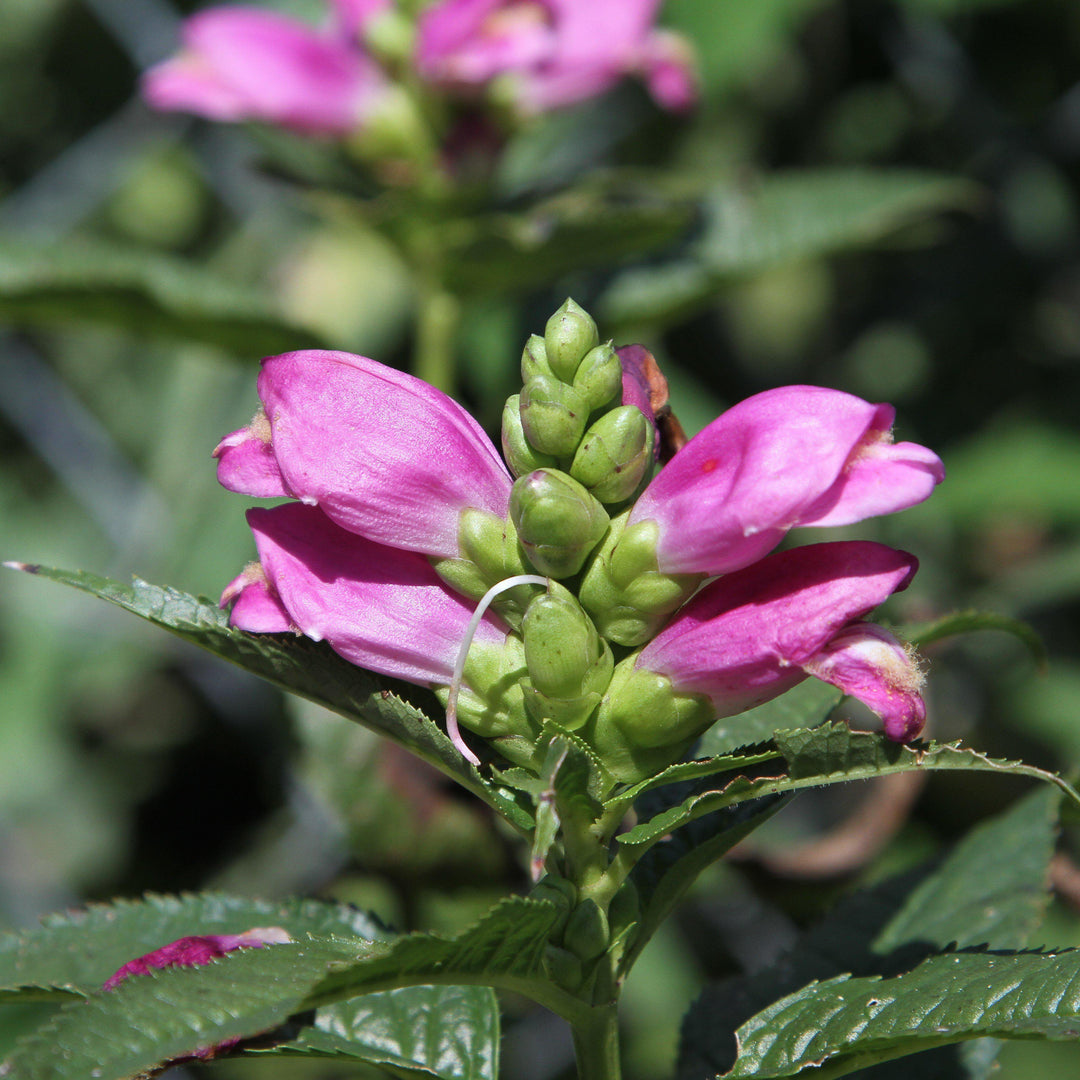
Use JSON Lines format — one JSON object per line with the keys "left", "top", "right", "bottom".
{"left": 521, "top": 333, "right": 553, "bottom": 381}
{"left": 563, "top": 899, "right": 609, "bottom": 963}
{"left": 520, "top": 376, "right": 590, "bottom": 459}
{"left": 502, "top": 394, "right": 558, "bottom": 477}
{"left": 363, "top": 7, "right": 415, "bottom": 66}
{"left": 579, "top": 514, "right": 702, "bottom": 645}
{"left": 545, "top": 298, "right": 599, "bottom": 383}
{"left": 509, "top": 469, "right": 610, "bottom": 578}
{"left": 572, "top": 342, "right": 622, "bottom": 412}
{"left": 570, "top": 406, "right": 656, "bottom": 504}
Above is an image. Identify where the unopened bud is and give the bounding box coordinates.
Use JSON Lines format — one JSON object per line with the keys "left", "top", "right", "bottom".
{"left": 509, "top": 469, "right": 610, "bottom": 579}
{"left": 433, "top": 636, "right": 532, "bottom": 742}
{"left": 563, "top": 899, "right": 609, "bottom": 963}
{"left": 572, "top": 342, "right": 622, "bottom": 413}
{"left": 570, "top": 406, "right": 655, "bottom": 504}
{"left": 521, "top": 334, "right": 553, "bottom": 382}
{"left": 502, "top": 395, "right": 558, "bottom": 477}
{"left": 519, "top": 376, "right": 590, "bottom": 459}
{"left": 545, "top": 299, "right": 599, "bottom": 383}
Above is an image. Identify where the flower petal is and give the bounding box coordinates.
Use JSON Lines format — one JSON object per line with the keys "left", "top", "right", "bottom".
{"left": 213, "top": 413, "right": 290, "bottom": 498}
{"left": 220, "top": 563, "right": 294, "bottom": 633}
{"left": 255, "top": 350, "right": 512, "bottom": 559}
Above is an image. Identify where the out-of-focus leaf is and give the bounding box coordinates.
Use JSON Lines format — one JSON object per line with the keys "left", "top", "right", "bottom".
{"left": 4, "top": 565, "right": 533, "bottom": 832}
{"left": 725, "top": 949, "right": 1080, "bottom": 1079}
{"left": 600, "top": 169, "right": 979, "bottom": 327}
{"left": 0, "top": 241, "right": 326, "bottom": 355}
{"left": 264, "top": 985, "right": 500, "bottom": 1080}
{"left": 904, "top": 610, "right": 1046, "bottom": 670}
{"left": 0, "top": 893, "right": 384, "bottom": 1003}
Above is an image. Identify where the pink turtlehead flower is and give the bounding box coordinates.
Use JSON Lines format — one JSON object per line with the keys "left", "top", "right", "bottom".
{"left": 416, "top": 0, "right": 697, "bottom": 114}
{"left": 142, "top": 5, "right": 386, "bottom": 135}
{"left": 638, "top": 541, "right": 926, "bottom": 740}
{"left": 214, "top": 350, "right": 514, "bottom": 560}
{"left": 223, "top": 503, "right": 512, "bottom": 686}
{"left": 628, "top": 385, "right": 945, "bottom": 577}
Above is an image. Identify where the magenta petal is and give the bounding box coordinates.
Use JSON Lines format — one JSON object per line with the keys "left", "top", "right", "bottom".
{"left": 221, "top": 565, "right": 294, "bottom": 633}
{"left": 246, "top": 503, "right": 506, "bottom": 685}
{"left": 214, "top": 422, "right": 290, "bottom": 498}
{"left": 256, "top": 351, "right": 512, "bottom": 559}
{"left": 804, "top": 623, "right": 926, "bottom": 741}
{"left": 638, "top": 541, "right": 918, "bottom": 716}
{"left": 637, "top": 30, "right": 697, "bottom": 111}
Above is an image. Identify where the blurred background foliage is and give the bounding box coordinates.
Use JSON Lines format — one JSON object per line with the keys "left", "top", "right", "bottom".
{"left": 3, "top": 0, "right": 1080, "bottom": 1077}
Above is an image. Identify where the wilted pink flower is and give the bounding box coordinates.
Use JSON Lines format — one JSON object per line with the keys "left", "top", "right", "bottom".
{"left": 637, "top": 541, "right": 926, "bottom": 740}
{"left": 223, "top": 503, "right": 513, "bottom": 685}
{"left": 142, "top": 5, "right": 386, "bottom": 135}
{"left": 416, "top": 0, "right": 697, "bottom": 114}
{"left": 627, "top": 385, "right": 945, "bottom": 577}
{"left": 214, "top": 350, "right": 514, "bottom": 560}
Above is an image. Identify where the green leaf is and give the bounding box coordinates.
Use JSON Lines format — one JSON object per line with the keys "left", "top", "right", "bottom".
{"left": 0, "top": 240, "right": 326, "bottom": 355}
{"left": 5, "top": 565, "right": 533, "bottom": 831}
{"left": 266, "top": 985, "right": 499, "bottom": 1080}
{"left": 620, "top": 724, "right": 1080, "bottom": 853}
{"left": 725, "top": 949, "right": 1080, "bottom": 1079}
{"left": 698, "top": 679, "right": 843, "bottom": 757}
{"left": 600, "top": 169, "right": 979, "bottom": 328}
{"left": 904, "top": 609, "right": 1047, "bottom": 671}
{"left": 0, "top": 893, "right": 384, "bottom": 1003}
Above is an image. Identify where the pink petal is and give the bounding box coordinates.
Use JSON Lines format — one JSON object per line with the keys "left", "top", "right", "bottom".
{"left": 638, "top": 541, "right": 918, "bottom": 717}
{"left": 256, "top": 350, "right": 512, "bottom": 559}
{"left": 220, "top": 564, "right": 294, "bottom": 633}
{"left": 637, "top": 29, "right": 697, "bottom": 111}
{"left": 629, "top": 386, "right": 942, "bottom": 576}
{"left": 245, "top": 503, "right": 507, "bottom": 685}
{"left": 803, "top": 623, "right": 926, "bottom": 741}
{"left": 213, "top": 414, "right": 290, "bottom": 498}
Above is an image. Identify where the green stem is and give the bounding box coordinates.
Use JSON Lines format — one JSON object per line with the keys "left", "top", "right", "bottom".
{"left": 413, "top": 279, "right": 460, "bottom": 393}
{"left": 571, "top": 1002, "right": 622, "bottom": 1080}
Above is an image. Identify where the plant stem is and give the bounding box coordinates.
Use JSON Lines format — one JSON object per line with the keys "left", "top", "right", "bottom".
{"left": 571, "top": 1002, "right": 622, "bottom": 1080}
{"left": 414, "top": 278, "right": 459, "bottom": 393}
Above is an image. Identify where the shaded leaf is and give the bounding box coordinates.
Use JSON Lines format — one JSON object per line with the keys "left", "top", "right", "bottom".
{"left": 905, "top": 609, "right": 1046, "bottom": 671}
{"left": 4, "top": 565, "right": 533, "bottom": 832}
{"left": 0, "top": 241, "right": 325, "bottom": 355}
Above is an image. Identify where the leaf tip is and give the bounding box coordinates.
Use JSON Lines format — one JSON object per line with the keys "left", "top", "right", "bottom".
{"left": 3, "top": 561, "right": 39, "bottom": 574}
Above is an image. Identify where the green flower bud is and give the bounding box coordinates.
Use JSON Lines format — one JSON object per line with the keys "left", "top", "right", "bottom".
{"left": 519, "top": 375, "right": 590, "bottom": 459}
{"left": 570, "top": 406, "right": 656, "bottom": 504}
{"left": 579, "top": 513, "right": 702, "bottom": 645}
{"left": 509, "top": 469, "right": 610, "bottom": 579}
{"left": 362, "top": 7, "right": 415, "bottom": 65}
{"left": 544, "top": 298, "right": 599, "bottom": 383}
{"left": 521, "top": 334, "right": 552, "bottom": 382}
{"left": 563, "top": 899, "right": 609, "bottom": 963}
{"left": 580, "top": 656, "right": 715, "bottom": 783}
{"left": 572, "top": 342, "right": 622, "bottom": 413}
{"left": 502, "top": 394, "right": 558, "bottom": 477}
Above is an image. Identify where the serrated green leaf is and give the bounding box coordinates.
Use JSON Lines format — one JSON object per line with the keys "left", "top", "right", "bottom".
{"left": 0, "top": 241, "right": 326, "bottom": 355}
{"left": 266, "top": 985, "right": 499, "bottom": 1080}
{"left": 726, "top": 949, "right": 1080, "bottom": 1079}
{"left": 904, "top": 610, "right": 1047, "bottom": 671}
{"left": 3, "top": 939, "right": 362, "bottom": 1080}
{"left": 5, "top": 565, "right": 533, "bottom": 832}
{"left": 620, "top": 724, "right": 1080, "bottom": 852}
{"left": 0, "top": 893, "right": 384, "bottom": 1004}
{"left": 600, "top": 169, "right": 979, "bottom": 328}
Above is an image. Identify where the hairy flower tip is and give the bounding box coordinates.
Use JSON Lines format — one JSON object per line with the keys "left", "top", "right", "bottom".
{"left": 217, "top": 350, "right": 513, "bottom": 560}
{"left": 629, "top": 385, "right": 944, "bottom": 577}
{"left": 637, "top": 541, "right": 923, "bottom": 731}
{"left": 142, "top": 6, "right": 386, "bottom": 135}
{"left": 220, "top": 561, "right": 295, "bottom": 633}
{"left": 416, "top": 0, "right": 698, "bottom": 114}
{"left": 103, "top": 927, "right": 292, "bottom": 991}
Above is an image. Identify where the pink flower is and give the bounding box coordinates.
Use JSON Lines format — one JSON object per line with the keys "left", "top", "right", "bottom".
{"left": 142, "top": 5, "right": 386, "bottom": 135}
{"left": 637, "top": 541, "right": 926, "bottom": 740}
{"left": 214, "top": 350, "right": 514, "bottom": 560}
{"left": 627, "top": 385, "right": 945, "bottom": 577}
{"left": 415, "top": 0, "right": 697, "bottom": 113}
{"left": 223, "top": 503, "right": 512, "bottom": 686}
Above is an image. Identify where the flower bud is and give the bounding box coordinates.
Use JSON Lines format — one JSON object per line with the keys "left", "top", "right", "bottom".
{"left": 510, "top": 469, "right": 610, "bottom": 579}
{"left": 519, "top": 375, "right": 591, "bottom": 459}
{"left": 579, "top": 513, "right": 702, "bottom": 645}
{"left": 572, "top": 342, "right": 622, "bottom": 413}
{"left": 544, "top": 298, "right": 599, "bottom": 383}
{"left": 521, "top": 333, "right": 553, "bottom": 382}
{"left": 570, "top": 406, "right": 656, "bottom": 504}
{"left": 563, "top": 899, "right": 609, "bottom": 963}
{"left": 502, "top": 394, "right": 558, "bottom": 477}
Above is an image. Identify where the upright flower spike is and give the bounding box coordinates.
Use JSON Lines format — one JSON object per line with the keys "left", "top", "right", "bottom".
{"left": 214, "top": 350, "right": 513, "bottom": 561}
{"left": 142, "top": 5, "right": 386, "bottom": 136}
{"left": 415, "top": 0, "right": 698, "bottom": 114}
